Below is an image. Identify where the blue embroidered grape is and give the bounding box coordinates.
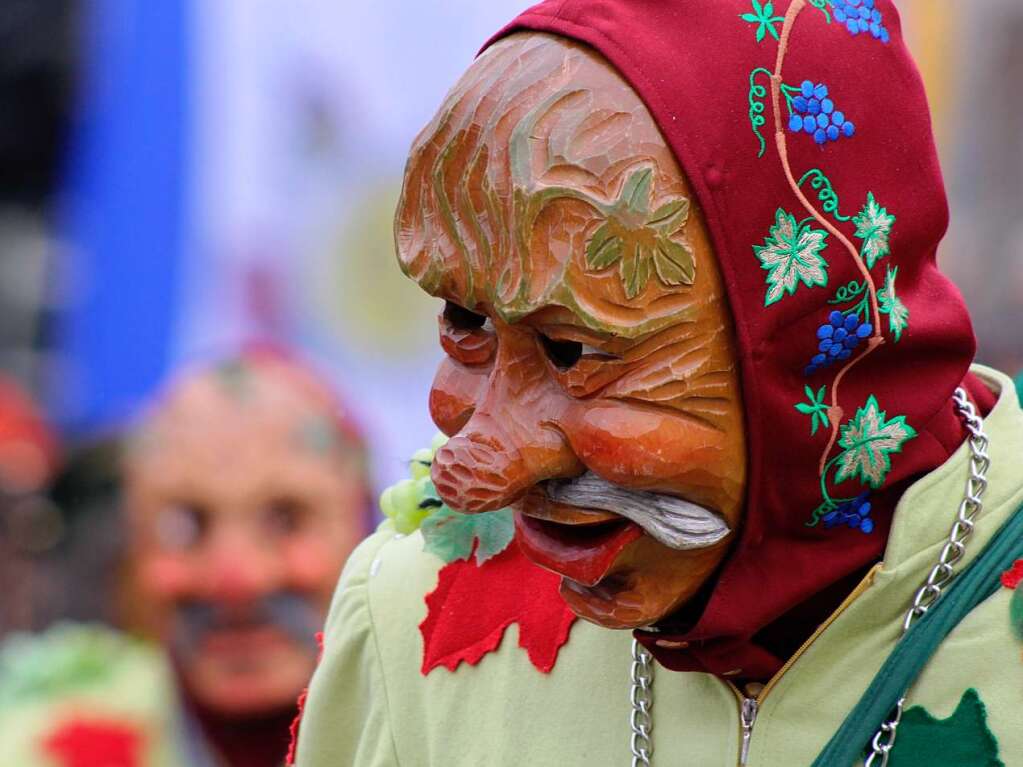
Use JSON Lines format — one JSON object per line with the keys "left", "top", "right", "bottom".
{"left": 830, "top": 0, "right": 890, "bottom": 44}
{"left": 787, "top": 81, "right": 855, "bottom": 145}
{"left": 821, "top": 491, "right": 874, "bottom": 534}
{"left": 804, "top": 310, "right": 873, "bottom": 376}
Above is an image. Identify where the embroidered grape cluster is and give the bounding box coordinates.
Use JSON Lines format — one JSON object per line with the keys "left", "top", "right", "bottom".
{"left": 804, "top": 310, "right": 873, "bottom": 376}
{"left": 822, "top": 491, "right": 874, "bottom": 534}
{"left": 788, "top": 81, "right": 855, "bottom": 146}
{"left": 831, "top": 0, "right": 890, "bottom": 44}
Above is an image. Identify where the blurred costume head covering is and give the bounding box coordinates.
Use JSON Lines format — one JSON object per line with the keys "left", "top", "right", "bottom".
{"left": 484, "top": 0, "right": 994, "bottom": 678}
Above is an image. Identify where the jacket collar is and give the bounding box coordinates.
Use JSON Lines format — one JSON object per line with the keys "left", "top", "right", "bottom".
{"left": 884, "top": 365, "right": 1023, "bottom": 575}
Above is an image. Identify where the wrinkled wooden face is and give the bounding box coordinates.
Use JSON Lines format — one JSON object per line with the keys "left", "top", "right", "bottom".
{"left": 124, "top": 360, "right": 368, "bottom": 715}
{"left": 397, "top": 33, "right": 748, "bottom": 629}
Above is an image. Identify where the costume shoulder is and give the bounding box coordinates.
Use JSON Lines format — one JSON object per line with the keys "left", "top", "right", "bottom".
{"left": 0, "top": 623, "right": 184, "bottom": 766}
{"left": 295, "top": 524, "right": 637, "bottom": 767}
{"left": 294, "top": 527, "right": 432, "bottom": 767}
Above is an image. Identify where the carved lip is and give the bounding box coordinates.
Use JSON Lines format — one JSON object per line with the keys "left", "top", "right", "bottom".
{"left": 514, "top": 509, "right": 643, "bottom": 587}
{"left": 514, "top": 473, "right": 730, "bottom": 587}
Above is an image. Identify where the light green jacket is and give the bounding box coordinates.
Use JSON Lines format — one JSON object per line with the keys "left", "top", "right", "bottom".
{"left": 296, "top": 367, "right": 1023, "bottom": 767}
{"left": 0, "top": 624, "right": 187, "bottom": 766}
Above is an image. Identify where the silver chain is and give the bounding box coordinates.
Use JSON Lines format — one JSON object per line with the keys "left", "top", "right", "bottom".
{"left": 625, "top": 388, "right": 989, "bottom": 767}
{"left": 864, "top": 387, "right": 990, "bottom": 767}
{"left": 629, "top": 639, "right": 655, "bottom": 766}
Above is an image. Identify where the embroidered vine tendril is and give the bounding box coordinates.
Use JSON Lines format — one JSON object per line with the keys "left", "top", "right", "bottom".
{"left": 808, "top": 456, "right": 858, "bottom": 526}
{"left": 827, "top": 279, "right": 867, "bottom": 305}
{"left": 798, "top": 169, "right": 852, "bottom": 222}
{"left": 827, "top": 279, "right": 871, "bottom": 322}
{"left": 807, "top": 0, "right": 831, "bottom": 23}
{"left": 768, "top": 0, "right": 887, "bottom": 520}
{"left": 748, "top": 67, "right": 773, "bottom": 158}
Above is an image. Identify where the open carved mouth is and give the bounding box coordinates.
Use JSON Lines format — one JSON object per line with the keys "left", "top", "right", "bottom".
{"left": 515, "top": 511, "right": 643, "bottom": 586}
{"left": 515, "top": 472, "right": 731, "bottom": 587}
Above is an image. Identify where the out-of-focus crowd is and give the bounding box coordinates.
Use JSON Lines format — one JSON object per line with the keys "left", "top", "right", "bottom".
{"left": 0, "top": 353, "right": 372, "bottom": 766}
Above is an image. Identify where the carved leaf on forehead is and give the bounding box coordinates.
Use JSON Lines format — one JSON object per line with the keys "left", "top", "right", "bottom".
{"left": 584, "top": 168, "right": 696, "bottom": 299}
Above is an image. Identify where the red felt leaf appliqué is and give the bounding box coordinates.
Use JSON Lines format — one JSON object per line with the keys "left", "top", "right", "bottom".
{"left": 1002, "top": 559, "right": 1023, "bottom": 590}
{"left": 43, "top": 719, "right": 143, "bottom": 767}
{"left": 420, "top": 541, "right": 577, "bottom": 674}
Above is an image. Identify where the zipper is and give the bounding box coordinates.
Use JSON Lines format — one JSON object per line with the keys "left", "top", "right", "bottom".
{"left": 739, "top": 697, "right": 758, "bottom": 766}
{"left": 725, "top": 563, "right": 881, "bottom": 766}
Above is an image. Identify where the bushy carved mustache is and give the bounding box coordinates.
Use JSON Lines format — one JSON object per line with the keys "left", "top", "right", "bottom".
{"left": 543, "top": 471, "right": 730, "bottom": 551}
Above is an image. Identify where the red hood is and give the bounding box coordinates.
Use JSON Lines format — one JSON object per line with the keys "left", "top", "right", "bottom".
{"left": 485, "top": 0, "right": 993, "bottom": 679}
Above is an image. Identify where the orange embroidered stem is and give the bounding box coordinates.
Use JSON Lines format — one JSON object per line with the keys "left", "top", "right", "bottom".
{"left": 769, "top": 0, "right": 885, "bottom": 482}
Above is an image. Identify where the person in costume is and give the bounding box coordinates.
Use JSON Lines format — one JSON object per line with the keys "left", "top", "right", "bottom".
{"left": 0, "top": 374, "right": 61, "bottom": 634}
{"left": 294, "top": 2, "right": 1023, "bottom": 765}
{"left": 1, "top": 351, "right": 372, "bottom": 767}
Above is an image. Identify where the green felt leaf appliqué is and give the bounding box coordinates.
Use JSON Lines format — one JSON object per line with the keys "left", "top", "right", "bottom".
{"left": 888, "top": 689, "right": 1004, "bottom": 767}
{"left": 421, "top": 507, "right": 515, "bottom": 566}
{"left": 1010, "top": 585, "right": 1023, "bottom": 642}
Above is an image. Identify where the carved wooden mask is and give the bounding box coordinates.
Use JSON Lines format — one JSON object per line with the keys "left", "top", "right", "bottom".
{"left": 396, "top": 33, "right": 748, "bottom": 628}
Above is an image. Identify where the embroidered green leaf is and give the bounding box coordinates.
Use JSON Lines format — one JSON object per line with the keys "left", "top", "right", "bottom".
{"left": 754, "top": 209, "right": 829, "bottom": 306}
{"left": 740, "top": 0, "right": 785, "bottom": 42}
{"left": 878, "top": 266, "right": 909, "bottom": 342}
{"left": 853, "top": 191, "right": 895, "bottom": 268}
{"left": 584, "top": 168, "right": 695, "bottom": 299}
{"left": 795, "top": 385, "right": 830, "bottom": 436}
{"left": 421, "top": 507, "right": 515, "bottom": 565}
{"left": 888, "top": 689, "right": 1004, "bottom": 767}
{"left": 835, "top": 395, "right": 917, "bottom": 488}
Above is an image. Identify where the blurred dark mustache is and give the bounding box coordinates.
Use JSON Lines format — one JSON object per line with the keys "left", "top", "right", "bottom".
{"left": 171, "top": 591, "right": 322, "bottom": 661}
{"left": 544, "top": 471, "right": 731, "bottom": 550}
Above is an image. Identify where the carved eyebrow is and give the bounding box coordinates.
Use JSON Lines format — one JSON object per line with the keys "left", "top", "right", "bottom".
{"left": 519, "top": 306, "right": 616, "bottom": 339}
{"left": 526, "top": 319, "right": 636, "bottom": 361}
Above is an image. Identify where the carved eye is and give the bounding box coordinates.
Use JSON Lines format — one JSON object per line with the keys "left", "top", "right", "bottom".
{"left": 443, "top": 301, "right": 487, "bottom": 331}
{"left": 540, "top": 334, "right": 583, "bottom": 370}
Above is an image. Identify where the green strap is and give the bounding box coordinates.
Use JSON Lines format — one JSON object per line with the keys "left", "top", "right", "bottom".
{"left": 811, "top": 502, "right": 1023, "bottom": 767}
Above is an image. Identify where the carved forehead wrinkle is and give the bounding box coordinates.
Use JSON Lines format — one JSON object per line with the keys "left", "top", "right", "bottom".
{"left": 396, "top": 33, "right": 702, "bottom": 336}
{"left": 396, "top": 35, "right": 568, "bottom": 305}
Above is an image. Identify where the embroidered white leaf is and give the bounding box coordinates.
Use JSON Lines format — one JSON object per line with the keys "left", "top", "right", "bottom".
{"left": 878, "top": 266, "right": 909, "bottom": 342}
{"left": 835, "top": 395, "right": 917, "bottom": 488}
{"left": 753, "top": 209, "right": 829, "bottom": 306}
{"left": 853, "top": 192, "right": 895, "bottom": 268}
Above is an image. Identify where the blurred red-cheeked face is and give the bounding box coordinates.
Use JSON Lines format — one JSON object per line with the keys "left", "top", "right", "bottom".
{"left": 123, "top": 359, "right": 368, "bottom": 717}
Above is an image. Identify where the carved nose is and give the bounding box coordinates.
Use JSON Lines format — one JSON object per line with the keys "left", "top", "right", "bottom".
{"left": 431, "top": 425, "right": 532, "bottom": 513}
